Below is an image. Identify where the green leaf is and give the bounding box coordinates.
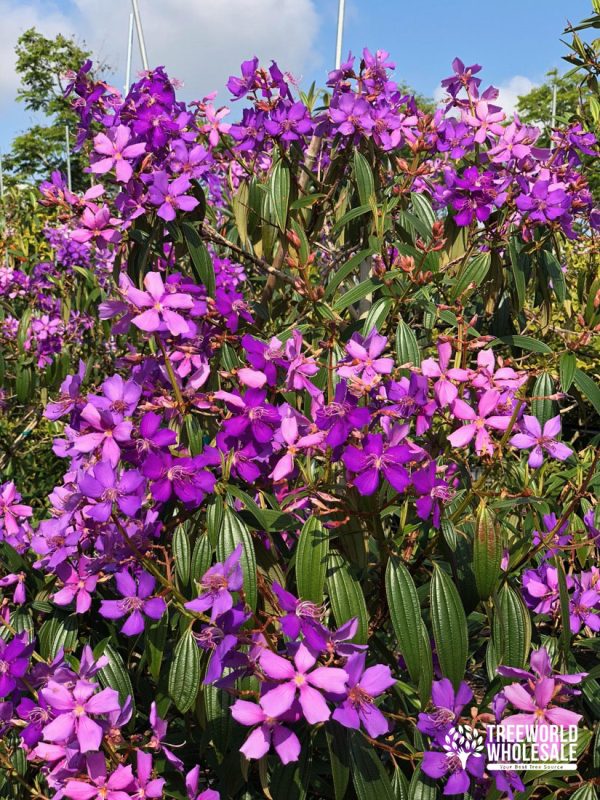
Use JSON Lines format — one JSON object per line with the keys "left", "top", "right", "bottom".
{"left": 555, "top": 557, "right": 572, "bottom": 658}
{"left": 97, "top": 643, "right": 135, "bottom": 711}
{"left": 362, "top": 297, "right": 392, "bottom": 335}
{"left": 532, "top": 372, "right": 556, "bottom": 428}
{"left": 395, "top": 319, "right": 421, "bottom": 366}
{"left": 473, "top": 502, "right": 502, "bottom": 600}
{"left": 508, "top": 238, "right": 527, "bottom": 311}
{"left": 190, "top": 535, "right": 213, "bottom": 584}
{"left": 324, "top": 247, "right": 376, "bottom": 299}
{"left": 408, "top": 767, "right": 438, "bottom": 800}
{"left": 488, "top": 335, "right": 553, "bottom": 354}
{"left": 38, "top": 613, "right": 78, "bottom": 659}
{"left": 217, "top": 506, "right": 257, "bottom": 609}
{"left": 574, "top": 368, "right": 600, "bottom": 416}
{"left": 349, "top": 731, "right": 395, "bottom": 800}
{"left": 541, "top": 250, "right": 566, "bottom": 304}
{"left": 168, "top": 628, "right": 200, "bottom": 713}
{"left": 147, "top": 613, "right": 168, "bottom": 683}
{"left": 270, "top": 746, "right": 312, "bottom": 800}
{"left": 295, "top": 516, "right": 329, "bottom": 604}
{"left": 181, "top": 222, "right": 216, "bottom": 296}
{"left": 410, "top": 192, "right": 436, "bottom": 231}
{"left": 493, "top": 584, "right": 531, "bottom": 669}
{"left": 204, "top": 683, "right": 234, "bottom": 759}
{"left": 232, "top": 181, "right": 250, "bottom": 247}
{"left": 392, "top": 768, "right": 410, "bottom": 800}
{"left": 326, "top": 724, "right": 350, "bottom": 800}
{"left": 385, "top": 558, "right": 429, "bottom": 690}
{"left": 353, "top": 151, "right": 375, "bottom": 206}
{"left": 269, "top": 159, "right": 291, "bottom": 232}
{"left": 326, "top": 551, "right": 369, "bottom": 643}
{"left": 173, "top": 524, "right": 191, "bottom": 586}
{"left": 559, "top": 352, "right": 576, "bottom": 393}
{"left": 331, "top": 204, "right": 372, "bottom": 237}
{"left": 333, "top": 277, "right": 381, "bottom": 312}
{"left": 430, "top": 565, "right": 468, "bottom": 689}
{"left": 450, "top": 252, "right": 491, "bottom": 299}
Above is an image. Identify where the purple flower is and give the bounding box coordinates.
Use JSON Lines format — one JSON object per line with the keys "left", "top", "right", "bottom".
{"left": 509, "top": 414, "right": 572, "bottom": 468}
{"left": 332, "top": 652, "right": 395, "bottom": 737}
{"left": 147, "top": 172, "right": 199, "bottom": 221}
{"left": 269, "top": 412, "right": 325, "bottom": 481}
{"left": 79, "top": 463, "right": 144, "bottom": 522}
{"left": 338, "top": 330, "right": 394, "bottom": 387}
{"left": 264, "top": 101, "right": 312, "bottom": 142}
{"left": 447, "top": 390, "right": 511, "bottom": 456}
{"left": 126, "top": 271, "right": 194, "bottom": 336}
{"left": 421, "top": 342, "right": 470, "bottom": 407}
{"left": 259, "top": 643, "right": 348, "bottom": 724}
{"left": 41, "top": 680, "right": 121, "bottom": 753}
{"left": 422, "top": 730, "right": 485, "bottom": 796}
{"left": 272, "top": 582, "right": 324, "bottom": 640}
{"left": 73, "top": 405, "right": 132, "bottom": 467}
{"left": 0, "top": 632, "right": 32, "bottom": 697}
{"left": 185, "top": 545, "right": 243, "bottom": 620}
{"left": 516, "top": 180, "right": 569, "bottom": 224}
{"left": 0, "top": 481, "right": 32, "bottom": 538}
{"left": 148, "top": 702, "right": 184, "bottom": 770}
{"left": 329, "top": 93, "right": 374, "bottom": 138}
{"left": 342, "top": 433, "right": 412, "bottom": 496}
{"left": 303, "top": 617, "right": 366, "bottom": 658}
{"left": 417, "top": 678, "right": 473, "bottom": 741}
{"left": 215, "top": 388, "right": 280, "bottom": 444}
{"left": 142, "top": 451, "right": 217, "bottom": 505}
{"left": 231, "top": 698, "right": 301, "bottom": 764}
{"left": 64, "top": 752, "right": 135, "bottom": 799}
{"left": 53, "top": 557, "right": 98, "bottom": 613}
{"left": 315, "top": 382, "right": 370, "bottom": 448}
{"left": 99, "top": 571, "right": 166, "bottom": 636}
{"left": 91, "top": 125, "right": 146, "bottom": 183}
{"left": 133, "top": 751, "right": 165, "bottom": 799}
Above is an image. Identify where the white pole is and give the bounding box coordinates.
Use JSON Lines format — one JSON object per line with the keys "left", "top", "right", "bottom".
{"left": 0, "top": 154, "right": 4, "bottom": 201}
{"left": 125, "top": 11, "right": 134, "bottom": 93}
{"left": 65, "top": 126, "right": 72, "bottom": 191}
{"left": 551, "top": 82, "right": 558, "bottom": 129}
{"left": 131, "top": 0, "right": 149, "bottom": 71}
{"left": 334, "top": 0, "right": 346, "bottom": 70}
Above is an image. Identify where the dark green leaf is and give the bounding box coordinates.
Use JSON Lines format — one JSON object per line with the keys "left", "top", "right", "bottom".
{"left": 353, "top": 151, "right": 375, "bottom": 206}
{"left": 326, "top": 724, "right": 350, "bottom": 800}
{"left": 97, "top": 643, "right": 135, "bottom": 711}
{"left": 269, "top": 159, "right": 291, "bottom": 232}
{"left": 181, "top": 222, "right": 216, "bottom": 296}
{"left": 168, "top": 628, "right": 200, "bottom": 713}
{"left": 430, "top": 565, "right": 468, "bottom": 690}
{"left": 350, "top": 731, "right": 395, "bottom": 800}
{"left": 559, "top": 352, "right": 576, "bottom": 393}
{"left": 574, "top": 368, "right": 600, "bottom": 416}
{"left": 473, "top": 502, "right": 502, "bottom": 600}
{"left": 450, "top": 252, "right": 491, "bottom": 299}
{"left": 295, "top": 516, "right": 329, "bottom": 604}
{"left": 488, "top": 336, "right": 553, "bottom": 354}
{"left": 493, "top": 584, "right": 531, "bottom": 669}
{"left": 385, "top": 558, "right": 429, "bottom": 690}
{"left": 217, "top": 506, "right": 257, "bottom": 609}
{"left": 173, "top": 524, "right": 191, "bottom": 586}
{"left": 326, "top": 551, "right": 369, "bottom": 644}
{"left": 332, "top": 277, "right": 381, "bottom": 312}
{"left": 324, "top": 247, "right": 376, "bottom": 299}
{"left": 395, "top": 319, "right": 421, "bottom": 366}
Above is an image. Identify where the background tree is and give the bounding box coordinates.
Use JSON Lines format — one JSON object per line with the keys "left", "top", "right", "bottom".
{"left": 3, "top": 28, "right": 103, "bottom": 189}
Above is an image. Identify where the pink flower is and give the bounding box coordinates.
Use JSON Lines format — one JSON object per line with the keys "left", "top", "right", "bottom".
{"left": 421, "top": 342, "right": 470, "bottom": 407}
{"left": 447, "top": 390, "right": 510, "bottom": 455}
{"left": 64, "top": 752, "right": 135, "bottom": 800}
{"left": 91, "top": 125, "right": 146, "bottom": 183}
{"left": 259, "top": 643, "right": 347, "bottom": 724}
{"left": 509, "top": 415, "right": 572, "bottom": 468}
{"left": 41, "top": 680, "right": 121, "bottom": 753}
{"left": 126, "top": 272, "right": 194, "bottom": 336}
{"left": 231, "top": 698, "right": 301, "bottom": 764}
{"left": 0, "top": 481, "right": 32, "bottom": 538}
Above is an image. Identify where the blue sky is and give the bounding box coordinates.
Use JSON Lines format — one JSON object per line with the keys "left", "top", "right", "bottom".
{"left": 0, "top": 0, "right": 592, "bottom": 155}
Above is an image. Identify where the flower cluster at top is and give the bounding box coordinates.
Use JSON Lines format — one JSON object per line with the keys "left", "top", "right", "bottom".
{"left": 0, "top": 48, "right": 598, "bottom": 800}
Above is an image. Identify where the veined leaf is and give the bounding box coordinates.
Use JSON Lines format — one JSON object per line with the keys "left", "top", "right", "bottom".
{"left": 532, "top": 372, "right": 556, "bottom": 428}
{"left": 217, "top": 506, "right": 257, "bottom": 609}
{"left": 559, "top": 352, "right": 576, "bottom": 393}
{"left": 353, "top": 151, "right": 375, "bottom": 206}
{"left": 395, "top": 319, "right": 421, "bottom": 366}
{"left": 574, "top": 368, "right": 600, "bottom": 416}
{"left": 181, "top": 222, "right": 216, "bottom": 296}
{"left": 385, "top": 558, "right": 429, "bottom": 689}
{"left": 488, "top": 335, "right": 552, "bottom": 354}
{"left": 473, "top": 502, "right": 502, "bottom": 600}
{"left": 350, "top": 731, "right": 395, "bottom": 800}
{"left": 269, "top": 159, "right": 291, "bottom": 233}
{"left": 326, "top": 551, "right": 368, "bottom": 643}
{"left": 450, "top": 252, "right": 491, "bottom": 299}
{"left": 324, "top": 247, "right": 376, "bottom": 299}
{"left": 295, "top": 516, "right": 329, "bottom": 604}
{"left": 168, "top": 628, "right": 200, "bottom": 713}
{"left": 430, "top": 565, "right": 468, "bottom": 690}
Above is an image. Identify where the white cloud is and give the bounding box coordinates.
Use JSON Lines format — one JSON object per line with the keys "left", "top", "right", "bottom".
{"left": 432, "top": 75, "right": 538, "bottom": 118}
{"left": 0, "top": 0, "right": 321, "bottom": 147}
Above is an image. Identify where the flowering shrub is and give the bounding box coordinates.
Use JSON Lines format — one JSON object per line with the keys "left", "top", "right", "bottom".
{"left": 0, "top": 44, "right": 599, "bottom": 800}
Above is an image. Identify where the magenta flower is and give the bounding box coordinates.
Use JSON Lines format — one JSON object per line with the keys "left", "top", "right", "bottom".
{"left": 91, "top": 125, "right": 146, "bottom": 183}
{"left": 338, "top": 330, "right": 394, "bottom": 387}
{"left": 421, "top": 342, "right": 470, "bottom": 406}
{"left": 79, "top": 463, "right": 144, "bottom": 522}
{"left": 258, "top": 643, "right": 347, "bottom": 724}
{"left": 463, "top": 100, "right": 505, "bottom": 143}
{"left": 64, "top": 752, "right": 134, "bottom": 800}
{"left": 71, "top": 205, "right": 121, "bottom": 245}
{"left": 269, "top": 412, "right": 325, "bottom": 481}
{"left": 41, "top": 680, "right": 120, "bottom": 753}
{"left": 332, "top": 652, "right": 396, "bottom": 737}
{"left": 500, "top": 678, "right": 583, "bottom": 734}
{"left": 417, "top": 679, "right": 473, "bottom": 741}
{"left": 329, "top": 93, "right": 374, "bottom": 138}
{"left": 0, "top": 571, "right": 26, "bottom": 604}
{"left": 272, "top": 582, "right": 324, "bottom": 640}
{"left": 99, "top": 571, "right": 166, "bottom": 636}
{"left": 201, "top": 103, "right": 231, "bottom": 147}
{"left": 447, "top": 390, "right": 510, "bottom": 456}
{"left": 74, "top": 404, "right": 132, "bottom": 467}
{"left": 142, "top": 451, "right": 217, "bottom": 505}
{"left": 0, "top": 481, "right": 32, "bottom": 538}
{"left": 185, "top": 545, "right": 243, "bottom": 620}
{"left": 148, "top": 172, "right": 199, "bottom": 221}
{"left": 148, "top": 702, "right": 184, "bottom": 770}
{"left": 509, "top": 414, "right": 572, "bottom": 468}
{"left": 231, "top": 698, "right": 301, "bottom": 764}
{"left": 53, "top": 557, "right": 98, "bottom": 613}
{"left": 126, "top": 271, "right": 194, "bottom": 336}
{"left": 133, "top": 751, "right": 165, "bottom": 799}
{"left": 342, "top": 433, "right": 412, "bottom": 496}
{"left": 0, "top": 632, "right": 32, "bottom": 697}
